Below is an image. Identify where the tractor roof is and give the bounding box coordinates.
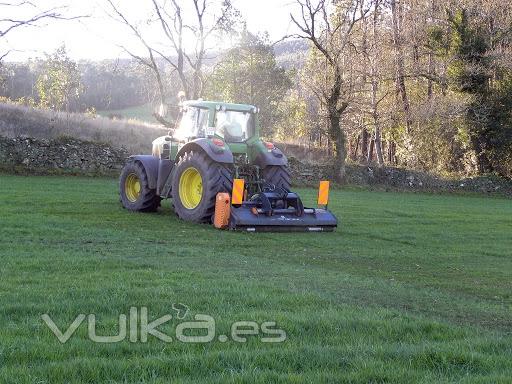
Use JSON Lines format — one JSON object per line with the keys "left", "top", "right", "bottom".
{"left": 183, "top": 100, "right": 257, "bottom": 112}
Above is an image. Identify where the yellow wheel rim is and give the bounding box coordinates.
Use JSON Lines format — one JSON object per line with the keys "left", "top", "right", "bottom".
{"left": 125, "top": 173, "right": 142, "bottom": 202}
{"left": 179, "top": 167, "right": 203, "bottom": 210}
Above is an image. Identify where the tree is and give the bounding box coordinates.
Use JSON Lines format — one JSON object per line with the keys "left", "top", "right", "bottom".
{"left": 36, "top": 46, "right": 83, "bottom": 112}
{"left": 358, "top": 0, "right": 386, "bottom": 165}
{"left": 289, "top": 0, "right": 369, "bottom": 181}
{"left": 204, "top": 31, "right": 291, "bottom": 136}
{"left": 274, "top": 90, "right": 310, "bottom": 144}
{"left": 425, "top": 3, "right": 512, "bottom": 175}
{"left": 389, "top": 0, "right": 415, "bottom": 165}
{"left": 0, "top": 1, "right": 84, "bottom": 62}
{"left": 106, "top": 0, "right": 239, "bottom": 126}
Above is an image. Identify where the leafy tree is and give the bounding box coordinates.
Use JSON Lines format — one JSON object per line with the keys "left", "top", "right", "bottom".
{"left": 274, "top": 90, "right": 309, "bottom": 143}
{"left": 443, "top": 8, "right": 512, "bottom": 175}
{"left": 204, "top": 30, "right": 291, "bottom": 137}
{"left": 36, "top": 46, "right": 83, "bottom": 112}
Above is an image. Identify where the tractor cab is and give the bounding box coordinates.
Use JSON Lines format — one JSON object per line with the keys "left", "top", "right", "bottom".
{"left": 173, "top": 101, "right": 258, "bottom": 144}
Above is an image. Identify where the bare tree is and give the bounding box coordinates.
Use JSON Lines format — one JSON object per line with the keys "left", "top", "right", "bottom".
{"left": 289, "top": 0, "right": 369, "bottom": 181}
{"left": 0, "top": 1, "right": 84, "bottom": 61}
{"left": 106, "top": 0, "right": 237, "bottom": 126}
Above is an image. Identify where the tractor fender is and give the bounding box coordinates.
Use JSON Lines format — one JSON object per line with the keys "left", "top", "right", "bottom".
{"left": 253, "top": 146, "right": 288, "bottom": 168}
{"left": 130, "top": 155, "right": 159, "bottom": 189}
{"left": 175, "top": 138, "right": 234, "bottom": 164}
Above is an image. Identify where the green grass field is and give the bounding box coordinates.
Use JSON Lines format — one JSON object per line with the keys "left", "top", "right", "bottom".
{"left": 0, "top": 175, "right": 511, "bottom": 383}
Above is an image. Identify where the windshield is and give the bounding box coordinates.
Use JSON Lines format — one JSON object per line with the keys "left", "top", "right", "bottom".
{"left": 215, "top": 110, "right": 254, "bottom": 142}
{"left": 174, "top": 107, "right": 209, "bottom": 141}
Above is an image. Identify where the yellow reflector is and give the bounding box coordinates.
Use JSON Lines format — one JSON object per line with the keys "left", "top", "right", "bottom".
{"left": 232, "top": 179, "right": 245, "bottom": 205}
{"left": 318, "top": 180, "right": 330, "bottom": 206}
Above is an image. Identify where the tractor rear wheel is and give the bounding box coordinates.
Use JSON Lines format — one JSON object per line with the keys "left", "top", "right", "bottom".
{"left": 262, "top": 165, "right": 291, "bottom": 191}
{"left": 119, "top": 160, "right": 160, "bottom": 212}
{"left": 172, "top": 151, "right": 233, "bottom": 223}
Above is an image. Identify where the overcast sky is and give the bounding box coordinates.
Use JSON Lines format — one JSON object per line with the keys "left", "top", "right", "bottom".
{"left": 1, "top": 0, "right": 299, "bottom": 62}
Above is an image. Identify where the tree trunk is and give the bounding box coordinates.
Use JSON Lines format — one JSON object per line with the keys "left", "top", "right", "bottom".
{"left": 390, "top": 0, "right": 412, "bottom": 133}
{"left": 367, "top": 137, "right": 375, "bottom": 164}
{"left": 390, "top": 0, "right": 414, "bottom": 164}
{"left": 354, "top": 134, "right": 360, "bottom": 160}
{"left": 374, "top": 121, "right": 384, "bottom": 166}
{"left": 371, "top": 76, "right": 384, "bottom": 166}
{"left": 427, "top": 52, "right": 434, "bottom": 99}
{"left": 325, "top": 71, "right": 348, "bottom": 182}
{"left": 361, "top": 127, "right": 369, "bottom": 163}
{"left": 370, "top": 1, "right": 384, "bottom": 166}
{"left": 427, "top": 0, "right": 435, "bottom": 100}
{"left": 327, "top": 111, "right": 346, "bottom": 182}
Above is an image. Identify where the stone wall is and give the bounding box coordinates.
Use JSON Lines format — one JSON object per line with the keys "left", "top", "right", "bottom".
{"left": 289, "top": 156, "right": 512, "bottom": 196}
{"left": 1, "top": 135, "right": 510, "bottom": 196}
{"left": 0, "top": 136, "right": 128, "bottom": 174}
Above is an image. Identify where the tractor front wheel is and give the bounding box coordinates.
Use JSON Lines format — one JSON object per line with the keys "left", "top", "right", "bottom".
{"left": 172, "top": 151, "right": 233, "bottom": 223}
{"left": 119, "top": 160, "right": 160, "bottom": 212}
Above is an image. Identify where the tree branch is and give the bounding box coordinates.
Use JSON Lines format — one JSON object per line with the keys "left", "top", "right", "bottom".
{"left": 0, "top": 5, "right": 86, "bottom": 38}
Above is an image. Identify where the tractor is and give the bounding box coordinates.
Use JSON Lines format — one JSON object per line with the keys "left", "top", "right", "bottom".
{"left": 119, "top": 100, "right": 337, "bottom": 231}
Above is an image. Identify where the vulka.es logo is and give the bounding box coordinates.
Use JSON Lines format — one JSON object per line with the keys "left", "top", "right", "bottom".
{"left": 42, "top": 307, "right": 286, "bottom": 344}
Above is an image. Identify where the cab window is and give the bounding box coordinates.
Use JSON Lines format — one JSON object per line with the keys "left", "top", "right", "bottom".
{"left": 175, "top": 107, "right": 209, "bottom": 140}
{"left": 215, "top": 110, "right": 254, "bottom": 142}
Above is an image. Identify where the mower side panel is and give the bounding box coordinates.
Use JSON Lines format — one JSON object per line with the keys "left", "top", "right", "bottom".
{"left": 130, "top": 155, "right": 159, "bottom": 189}
{"left": 176, "top": 138, "right": 234, "bottom": 164}
{"left": 230, "top": 207, "right": 338, "bottom": 232}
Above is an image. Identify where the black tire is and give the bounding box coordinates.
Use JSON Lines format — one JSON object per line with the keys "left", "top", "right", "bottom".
{"left": 262, "top": 165, "right": 291, "bottom": 191}
{"left": 172, "top": 150, "right": 233, "bottom": 223}
{"left": 119, "top": 160, "right": 160, "bottom": 212}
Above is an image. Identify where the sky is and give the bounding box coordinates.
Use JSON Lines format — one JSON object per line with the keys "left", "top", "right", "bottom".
{"left": 1, "top": 0, "right": 299, "bottom": 62}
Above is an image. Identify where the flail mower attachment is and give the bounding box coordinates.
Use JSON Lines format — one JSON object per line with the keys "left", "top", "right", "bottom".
{"left": 214, "top": 180, "right": 338, "bottom": 232}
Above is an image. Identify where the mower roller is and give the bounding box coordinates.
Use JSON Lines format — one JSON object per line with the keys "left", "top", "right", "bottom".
{"left": 119, "top": 100, "right": 338, "bottom": 232}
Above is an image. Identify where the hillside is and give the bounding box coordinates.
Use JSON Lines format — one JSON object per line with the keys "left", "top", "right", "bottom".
{"left": 274, "top": 39, "right": 309, "bottom": 69}
{"left": 0, "top": 103, "right": 166, "bottom": 153}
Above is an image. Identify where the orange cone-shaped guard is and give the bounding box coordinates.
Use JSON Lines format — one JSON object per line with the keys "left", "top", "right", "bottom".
{"left": 214, "top": 193, "right": 231, "bottom": 229}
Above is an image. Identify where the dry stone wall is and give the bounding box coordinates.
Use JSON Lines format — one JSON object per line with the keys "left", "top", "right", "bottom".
{"left": 0, "top": 135, "right": 510, "bottom": 196}
{"left": 0, "top": 136, "right": 128, "bottom": 174}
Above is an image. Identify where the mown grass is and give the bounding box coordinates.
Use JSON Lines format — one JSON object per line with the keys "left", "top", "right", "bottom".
{"left": 0, "top": 175, "right": 511, "bottom": 383}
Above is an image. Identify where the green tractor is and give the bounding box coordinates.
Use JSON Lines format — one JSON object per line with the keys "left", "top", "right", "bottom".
{"left": 119, "top": 100, "right": 337, "bottom": 231}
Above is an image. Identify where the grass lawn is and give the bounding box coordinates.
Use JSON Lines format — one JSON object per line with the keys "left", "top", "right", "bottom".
{"left": 0, "top": 175, "right": 511, "bottom": 383}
